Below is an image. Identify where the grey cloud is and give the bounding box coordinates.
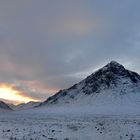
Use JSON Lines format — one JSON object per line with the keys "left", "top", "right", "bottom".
{"left": 0, "top": 0, "right": 140, "bottom": 101}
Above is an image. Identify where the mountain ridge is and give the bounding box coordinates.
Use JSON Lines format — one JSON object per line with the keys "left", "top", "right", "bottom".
{"left": 39, "top": 61, "right": 140, "bottom": 107}
{"left": 9, "top": 101, "right": 41, "bottom": 110}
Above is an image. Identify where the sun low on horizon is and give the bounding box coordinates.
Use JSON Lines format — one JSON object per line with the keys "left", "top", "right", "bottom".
{"left": 0, "top": 84, "right": 39, "bottom": 105}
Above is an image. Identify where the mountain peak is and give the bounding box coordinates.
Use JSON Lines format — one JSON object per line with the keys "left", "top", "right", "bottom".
{"left": 109, "top": 60, "right": 121, "bottom": 65}
{"left": 84, "top": 60, "right": 140, "bottom": 92}
{"left": 108, "top": 60, "right": 123, "bottom": 67}
{"left": 40, "top": 61, "right": 140, "bottom": 106}
{"left": 104, "top": 60, "right": 125, "bottom": 70}
{"left": 98, "top": 61, "right": 126, "bottom": 76}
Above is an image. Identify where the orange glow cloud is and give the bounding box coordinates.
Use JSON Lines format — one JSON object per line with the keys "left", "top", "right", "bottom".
{"left": 0, "top": 84, "right": 39, "bottom": 104}
{"left": 23, "top": 80, "right": 58, "bottom": 94}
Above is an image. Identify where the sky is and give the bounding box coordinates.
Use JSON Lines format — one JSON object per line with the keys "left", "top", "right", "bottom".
{"left": 0, "top": 0, "right": 140, "bottom": 104}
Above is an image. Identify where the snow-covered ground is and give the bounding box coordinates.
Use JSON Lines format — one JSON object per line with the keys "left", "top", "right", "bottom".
{"left": 1, "top": 107, "right": 140, "bottom": 140}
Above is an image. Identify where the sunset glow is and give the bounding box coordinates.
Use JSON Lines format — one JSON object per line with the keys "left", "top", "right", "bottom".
{"left": 0, "top": 84, "right": 39, "bottom": 104}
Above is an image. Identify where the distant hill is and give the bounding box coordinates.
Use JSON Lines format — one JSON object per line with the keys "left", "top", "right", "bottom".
{"left": 10, "top": 101, "right": 41, "bottom": 110}
{"left": 0, "top": 101, "right": 12, "bottom": 111}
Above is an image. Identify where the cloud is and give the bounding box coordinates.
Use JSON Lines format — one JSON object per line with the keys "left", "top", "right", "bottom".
{"left": 0, "top": 83, "right": 39, "bottom": 104}
{"left": 0, "top": 0, "right": 140, "bottom": 103}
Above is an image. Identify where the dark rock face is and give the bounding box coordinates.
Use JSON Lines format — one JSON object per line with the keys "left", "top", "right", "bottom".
{"left": 81, "top": 61, "right": 140, "bottom": 95}
{"left": 126, "top": 71, "right": 140, "bottom": 83}
{"left": 39, "top": 61, "right": 140, "bottom": 106}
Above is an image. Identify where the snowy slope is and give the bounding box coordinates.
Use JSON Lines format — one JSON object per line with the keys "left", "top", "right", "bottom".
{"left": 40, "top": 61, "right": 140, "bottom": 108}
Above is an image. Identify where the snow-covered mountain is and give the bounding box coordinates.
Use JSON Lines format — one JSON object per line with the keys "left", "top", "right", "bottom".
{"left": 39, "top": 61, "right": 140, "bottom": 107}
{"left": 0, "top": 101, "right": 12, "bottom": 111}
{"left": 11, "top": 101, "right": 41, "bottom": 110}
